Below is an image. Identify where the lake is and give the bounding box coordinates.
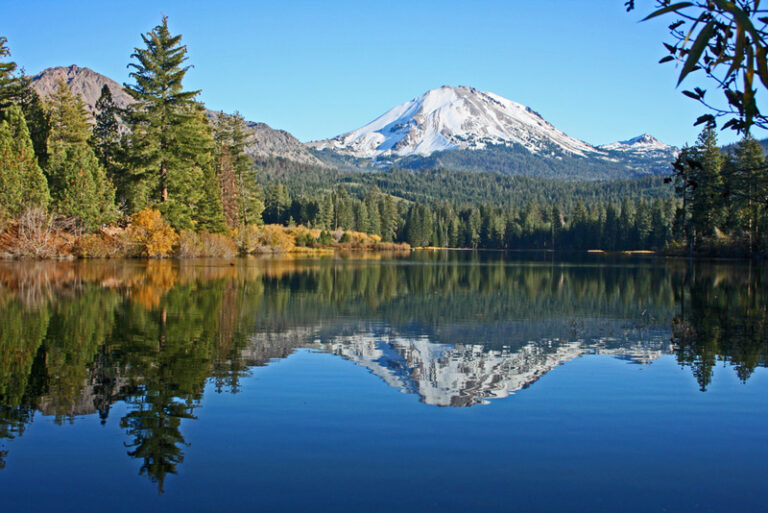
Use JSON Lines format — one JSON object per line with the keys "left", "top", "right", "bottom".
{"left": 0, "top": 252, "right": 766, "bottom": 512}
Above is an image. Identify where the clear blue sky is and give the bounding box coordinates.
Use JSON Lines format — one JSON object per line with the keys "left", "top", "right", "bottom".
{"left": 1, "top": 0, "right": 747, "bottom": 146}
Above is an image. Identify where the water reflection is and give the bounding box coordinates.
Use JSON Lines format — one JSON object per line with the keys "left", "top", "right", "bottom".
{"left": 315, "top": 331, "right": 672, "bottom": 407}
{"left": 0, "top": 254, "right": 765, "bottom": 489}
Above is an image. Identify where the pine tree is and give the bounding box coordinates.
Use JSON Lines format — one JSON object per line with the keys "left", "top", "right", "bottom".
{"left": 635, "top": 199, "right": 652, "bottom": 247}
{"left": 334, "top": 186, "right": 354, "bottom": 229}
{"left": 650, "top": 198, "right": 669, "bottom": 249}
{"left": 213, "top": 112, "right": 263, "bottom": 227}
{"left": 404, "top": 204, "right": 434, "bottom": 247}
{"left": 551, "top": 204, "right": 563, "bottom": 249}
{"left": 570, "top": 201, "right": 588, "bottom": 249}
{"left": 0, "top": 104, "right": 49, "bottom": 218}
{"left": 379, "top": 196, "right": 397, "bottom": 242}
{"left": 364, "top": 190, "right": 381, "bottom": 235}
{"left": 619, "top": 197, "right": 635, "bottom": 249}
{"left": 264, "top": 182, "right": 291, "bottom": 224}
{"left": 730, "top": 136, "right": 766, "bottom": 252}
{"left": 0, "top": 37, "right": 20, "bottom": 116}
{"left": 215, "top": 140, "right": 239, "bottom": 226}
{"left": 47, "top": 78, "right": 91, "bottom": 145}
{"left": 465, "top": 207, "right": 481, "bottom": 248}
{"left": 690, "top": 128, "right": 726, "bottom": 243}
{"left": 16, "top": 76, "right": 50, "bottom": 168}
{"left": 124, "top": 17, "right": 210, "bottom": 228}
{"left": 46, "top": 143, "right": 119, "bottom": 231}
{"left": 354, "top": 200, "right": 369, "bottom": 233}
{"left": 603, "top": 202, "right": 619, "bottom": 250}
{"left": 319, "top": 194, "right": 334, "bottom": 230}
{"left": 45, "top": 80, "right": 118, "bottom": 230}
{"left": 90, "top": 85, "right": 123, "bottom": 184}
{"left": 448, "top": 214, "right": 461, "bottom": 248}
{"left": 195, "top": 163, "right": 228, "bottom": 233}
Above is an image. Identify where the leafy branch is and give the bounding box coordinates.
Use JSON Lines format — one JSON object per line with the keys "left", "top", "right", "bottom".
{"left": 627, "top": 0, "right": 768, "bottom": 134}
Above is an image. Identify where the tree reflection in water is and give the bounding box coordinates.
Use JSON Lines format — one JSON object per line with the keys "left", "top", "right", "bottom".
{"left": 0, "top": 254, "right": 765, "bottom": 488}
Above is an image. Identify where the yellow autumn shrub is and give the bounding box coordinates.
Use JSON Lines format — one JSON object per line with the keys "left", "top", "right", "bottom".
{"left": 127, "top": 208, "right": 178, "bottom": 258}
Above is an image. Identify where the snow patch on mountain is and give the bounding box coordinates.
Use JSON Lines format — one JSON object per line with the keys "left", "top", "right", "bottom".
{"left": 310, "top": 85, "right": 598, "bottom": 159}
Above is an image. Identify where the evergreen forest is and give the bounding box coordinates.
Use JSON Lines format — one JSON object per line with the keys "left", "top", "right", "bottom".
{"left": 0, "top": 17, "right": 766, "bottom": 258}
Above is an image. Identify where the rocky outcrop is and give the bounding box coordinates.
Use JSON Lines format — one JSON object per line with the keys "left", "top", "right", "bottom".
{"left": 30, "top": 64, "right": 135, "bottom": 115}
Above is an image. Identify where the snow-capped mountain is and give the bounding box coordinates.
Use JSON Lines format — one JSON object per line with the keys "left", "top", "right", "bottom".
{"left": 308, "top": 85, "right": 677, "bottom": 179}
{"left": 597, "top": 133, "right": 678, "bottom": 176}
{"left": 599, "top": 133, "right": 676, "bottom": 158}
{"left": 309, "top": 85, "right": 598, "bottom": 159}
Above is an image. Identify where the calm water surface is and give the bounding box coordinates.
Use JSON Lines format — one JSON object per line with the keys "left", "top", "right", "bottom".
{"left": 0, "top": 252, "right": 766, "bottom": 512}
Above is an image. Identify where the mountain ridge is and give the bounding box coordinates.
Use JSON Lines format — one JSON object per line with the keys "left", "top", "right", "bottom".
{"left": 28, "top": 67, "right": 678, "bottom": 180}
{"left": 29, "top": 65, "right": 327, "bottom": 168}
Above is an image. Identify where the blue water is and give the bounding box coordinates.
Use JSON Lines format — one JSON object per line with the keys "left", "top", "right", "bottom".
{"left": 0, "top": 255, "right": 766, "bottom": 512}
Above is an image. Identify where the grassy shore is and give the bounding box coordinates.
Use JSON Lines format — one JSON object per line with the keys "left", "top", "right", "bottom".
{"left": 0, "top": 208, "right": 410, "bottom": 260}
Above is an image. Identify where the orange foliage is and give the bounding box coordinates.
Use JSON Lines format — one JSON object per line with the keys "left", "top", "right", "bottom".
{"left": 126, "top": 208, "right": 178, "bottom": 258}
{"left": 235, "top": 224, "right": 295, "bottom": 253}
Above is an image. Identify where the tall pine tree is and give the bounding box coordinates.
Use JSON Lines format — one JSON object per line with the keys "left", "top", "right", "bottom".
{"left": 690, "top": 128, "right": 726, "bottom": 244}
{"left": 124, "top": 17, "right": 211, "bottom": 229}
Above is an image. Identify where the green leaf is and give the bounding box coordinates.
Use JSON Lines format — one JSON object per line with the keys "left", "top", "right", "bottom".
{"left": 755, "top": 46, "right": 768, "bottom": 90}
{"left": 726, "top": 27, "right": 746, "bottom": 79}
{"left": 678, "top": 21, "right": 716, "bottom": 85}
{"left": 641, "top": 2, "right": 694, "bottom": 21}
{"left": 682, "top": 90, "right": 702, "bottom": 99}
{"left": 694, "top": 114, "right": 715, "bottom": 126}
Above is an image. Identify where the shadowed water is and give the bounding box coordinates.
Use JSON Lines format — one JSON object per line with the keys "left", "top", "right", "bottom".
{"left": 0, "top": 252, "right": 766, "bottom": 512}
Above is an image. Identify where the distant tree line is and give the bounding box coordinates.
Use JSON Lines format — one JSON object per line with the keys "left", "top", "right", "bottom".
{"left": 261, "top": 180, "right": 677, "bottom": 250}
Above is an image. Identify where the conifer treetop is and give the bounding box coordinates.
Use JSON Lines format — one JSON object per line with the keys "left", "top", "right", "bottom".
{"left": 0, "top": 36, "right": 20, "bottom": 114}
{"left": 124, "top": 16, "right": 199, "bottom": 106}
{"left": 47, "top": 77, "right": 91, "bottom": 145}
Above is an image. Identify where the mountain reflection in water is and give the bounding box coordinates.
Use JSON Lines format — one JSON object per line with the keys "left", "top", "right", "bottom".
{"left": 0, "top": 254, "right": 766, "bottom": 492}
